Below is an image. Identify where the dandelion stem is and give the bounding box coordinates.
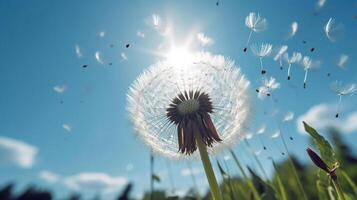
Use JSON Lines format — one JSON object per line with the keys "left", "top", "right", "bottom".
{"left": 195, "top": 132, "right": 222, "bottom": 200}
{"left": 287, "top": 63, "right": 292, "bottom": 80}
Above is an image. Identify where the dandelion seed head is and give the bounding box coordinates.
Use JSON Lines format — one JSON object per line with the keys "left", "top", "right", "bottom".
{"left": 75, "top": 45, "right": 82, "bottom": 58}
{"left": 302, "top": 56, "right": 320, "bottom": 70}
{"left": 256, "top": 124, "right": 266, "bottom": 135}
{"left": 337, "top": 54, "right": 348, "bottom": 69}
{"left": 325, "top": 18, "right": 344, "bottom": 42}
{"left": 127, "top": 52, "right": 251, "bottom": 159}
{"left": 274, "top": 45, "right": 288, "bottom": 61}
{"left": 257, "top": 77, "right": 280, "bottom": 100}
{"left": 330, "top": 81, "right": 357, "bottom": 96}
{"left": 245, "top": 12, "right": 268, "bottom": 32}
{"left": 95, "top": 51, "right": 104, "bottom": 64}
{"left": 251, "top": 43, "right": 273, "bottom": 58}
{"left": 288, "top": 22, "right": 298, "bottom": 39}
{"left": 284, "top": 52, "right": 302, "bottom": 64}
{"left": 271, "top": 130, "right": 280, "bottom": 139}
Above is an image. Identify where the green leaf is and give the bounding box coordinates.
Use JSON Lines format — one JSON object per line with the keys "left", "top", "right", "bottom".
{"left": 271, "top": 160, "right": 287, "bottom": 200}
{"left": 303, "top": 121, "right": 338, "bottom": 167}
{"left": 341, "top": 170, "right": 357, "bottom": 196}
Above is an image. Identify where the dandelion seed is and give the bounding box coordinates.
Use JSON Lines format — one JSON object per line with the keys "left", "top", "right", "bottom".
{"left": 251, "top": 43, "right": 272, "bottom": 74}
{"left": 287, "top": 22, "right": 298, "bottom": 39}
{"left": 126, "top": 44, "right": 130, "bottom": 48}
{"left": 82, "top": 64, "right": 88, "bottom": 68}
{"left": 244, "top": 12, "right": 267, "bottom": 52}
{"left": 53, "top": 85, "right": 66, "bottom": 94}
{"left": 95, "top": 51, "right": 104, "bottom": 64}
{"left": 274, "top": 45, "right": 288, "bottom": 70}
{"left": 325, "top": 18, "right": 344, "bottom": 42}
{"left": 121, "top": 52, "right": 128, "bottom": 61}
{"left": 337, "top": 54, "right": 348, "bottom": 69}
{"left": 271, "top": 130, "right": 280, "bottom": 139}
{"left": 284, "top": 52, "right": 302, "bottom": 80}
{"left": 196, "top": 32, "right": 214, "bottom": 47}
{"left": 301, "top": 56, "right": 320, "bottom": 89}
{"left": 330, "top": 81, "right": 357, "bottom": 118}
{"left": 99, "top": 31, "right": 106, "bottom": 38}
{"left": 62, "top": 124, "right": 72, "bottom": 132}
{"left": 310, "top": 47, "right": 315, "bottom": 52}
{"left": 256, "top": 76, "right": 280, "bottom": 100}
{"left": 245, "top": 133, "right": 253, "bottom": 140}
{"left": 256, "top": 124, "right": 266, "bottom": 135}
{"left": 137, "top": 31, "right": 145, "bottom": 38}
{"left": 75, "top": 45, "right": 82, "bottom": 58}
{"left": 282, "top": 111, "right": 294, "bottom": 122}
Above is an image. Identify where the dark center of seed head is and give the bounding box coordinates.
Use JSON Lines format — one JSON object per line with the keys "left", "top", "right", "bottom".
{"left": 166, "top": 90, "right": 222, "bottom": 155}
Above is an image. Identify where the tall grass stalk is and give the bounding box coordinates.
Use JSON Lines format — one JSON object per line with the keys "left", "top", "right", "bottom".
{"left": 244, "top": 139, "right": 269, "bottom": 180}
{"left": 278, "top": 125, "right": 308, "bottom": 200}
{"left": 187, "top": 162, "right": 201, "bottom": 200}
{"left": 230, "top": 149, "right": 260, "bottom": 200}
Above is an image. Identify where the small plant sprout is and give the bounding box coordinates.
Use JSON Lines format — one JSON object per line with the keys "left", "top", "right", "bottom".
{"left": 274, "top": 45, "right": 288, "bottom": 70}
{"left": 244, "top": 12, "right": 267, "bottom": 52}
{"left": 127, "top": 50, "right": 251, "bottom": 200}
{"left": 251, "top": 43, "right": 273, "bottom": 74}
{"left": 256, "top": 76, "right": 280, "bottom": 100}
{"left": 301, "top": 56, "right": 320, "bottom": 89}
{"left": 325, "top": 18, "right": 344, "bottom": 42}
{"left": 330, "top": 81, "right": 357, "bottom": 118}
{"left": 284, "top": 52, "right": 302, "bottom": 80}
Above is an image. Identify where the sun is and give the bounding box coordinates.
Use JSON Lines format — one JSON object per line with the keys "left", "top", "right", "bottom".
{"left": 165, "top": 46, "right": 194, "bottom": 66}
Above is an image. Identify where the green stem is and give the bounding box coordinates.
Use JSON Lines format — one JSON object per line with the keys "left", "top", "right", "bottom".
{"left": 230, "top": 149, "right": 261, "bottom": 200}
{"left": 195, "top": 133, "right": 222, "bottom": 200}
{"left": 332, "top": 177, "right": 346, "bottom": 200}
{"left": 279, "top": 126, "right": 308, "bottom": 200}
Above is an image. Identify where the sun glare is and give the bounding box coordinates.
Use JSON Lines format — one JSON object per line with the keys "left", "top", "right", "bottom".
{"left": 165, "top": 46, "right": 194, "bottom": 66}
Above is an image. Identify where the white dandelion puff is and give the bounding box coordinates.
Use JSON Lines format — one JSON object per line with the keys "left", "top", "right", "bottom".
{"left": 121, "top": 52, "right": 128, "bottom": 61}
{"left": 282, "top": 111, "right": 294, "bottom": 122}
{"left": 330, "top": 81, "right": 357, "bottom": 118}
{"left": 152, "top": 14, "right": 161, "bottom": 27}
{"left": 137, "top": 31, "right": 145, "bottom": 38}
{"left": 243, "top": 12, "right": 268, "bottom": 52}
{"left": 75, "top": 45, "right": 82, "bottom": 58}
{"left": 256, "top": 76, "right": 280, "bottom": 100}
{"left": 287, "top": 22, "right": 298, "bottom": 39}
{"left": 325, "top": 18, "right": 343, "bottom": 42}
{"left": 196, "top": 32, "right": 215, "bottom": 47}
{"left": 301, "top": 56, "right": 321, "bottom": 89}
{"left": 337, "top": 54, "right": 348, "bottom": 69}
{"left": 127, "top": 51, "right": 251, "bottom": 159}
{"left": 62, "top": 124, "right": 72, "bottom": 132}
{"left": 95, "top": 51, "right": 104, "bottom": 64}
{"left": 251, "top": 43, "right": 273, "bottom": 74}
{"left": 274, "top": 45, "right": 288, "bottom": 70}
{"left": 53, "top": 85, "right": 66, "bottom": 94}
{"left": 284, "top": 52, "right": 302, "bottom": 80}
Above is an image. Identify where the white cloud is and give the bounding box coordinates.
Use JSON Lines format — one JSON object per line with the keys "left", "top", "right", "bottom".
{"left": 62, "top": 124, "right": 72, "bottom": 132}
{"left": 296, "top": 103, "right": 357, "bottom": 134}
{"left": 196, "top": 32, "right": 214, "bottom": 47}
{"left": 64, "top": 172, "right": 127, "bottom": 193}
{"left": 181, "top": 167, "right": 201, "bottom": 176}
{"left": 0, "top": 136, "right": 38, "bottom": 168}
{"left": 53, "top": 85, "right": 66, "bottom": 94}
{"left": 39, "top": 170, "right": 60, "bottom": 184}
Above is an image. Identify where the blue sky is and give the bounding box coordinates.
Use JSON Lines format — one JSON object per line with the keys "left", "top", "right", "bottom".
{"left": 0, "top": 0, "right": 357, "bottom": 199}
